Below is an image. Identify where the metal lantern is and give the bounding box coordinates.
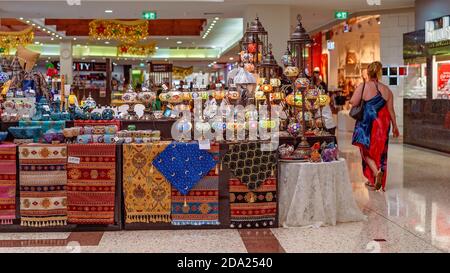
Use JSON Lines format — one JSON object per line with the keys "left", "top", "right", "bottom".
{"left": 239, "top": 16, "right": 269, "bottom": 70}
{"left": 259, "top": 44, "right": 279, "bottom": 112}
{"left": 288, "top": 14, "right": 313, "bottom": 77}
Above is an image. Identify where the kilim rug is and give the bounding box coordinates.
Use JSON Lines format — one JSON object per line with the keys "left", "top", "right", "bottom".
{"left": 19, "top": 144, "right": 68, "bottom": 227}
{"left": 0, "top": 144, "right": 17, "bottom": 225}
{"left": 123, "top": 142, "right": 172, "bottom": 223}
{"left": 222, "top": 141, "right": 277, "bottom": 191}
{"left": 171, "top": 143, "right": 220, "bottom": 226}
{"left": 229, "top": 177, "right": 277, "bottom": 228}
{"left": 67, "top": 144, "right": 116, "bottom": 225}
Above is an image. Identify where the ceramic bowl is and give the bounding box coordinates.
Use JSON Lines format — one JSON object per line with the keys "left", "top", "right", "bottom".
{"left": 0, "top": 132, "right": 8, "bottom": 143}
{"left": 90, "top": 112, "right": 102, "bottom": 121}
{"left": 101, "top": 108, "right": 115, "bottom": 120}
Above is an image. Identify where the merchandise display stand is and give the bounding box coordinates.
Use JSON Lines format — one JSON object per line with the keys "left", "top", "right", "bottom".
{"left": 0, "top": 144, "right": 123, "bottom": 232}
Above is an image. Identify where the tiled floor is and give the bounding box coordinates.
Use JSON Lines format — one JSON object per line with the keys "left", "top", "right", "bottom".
{"left": 0, "top": 132, "right": 448, "bottom": 253}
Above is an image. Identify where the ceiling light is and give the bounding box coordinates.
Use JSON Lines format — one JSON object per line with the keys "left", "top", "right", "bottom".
{"left": 26, "top": 20, "right": 30, "bottom": 23}
{"left": 52, "top": 33, "right": 55, "bottom": 36}
{"left": 166, "top": 37, "right": 169, "bottom": 40}
{"left": 105, "top": 41, "right": 110, "bottom": 44}
{"left": 211, "top": 45, "right": 216, "bottom": 48}
{"left": 32, "top": 23, "right": 35, "bottom": 26}
{"left": 155, "top": 46, "right": 159, "bottom": 49}
{"left": 164, "top": 59, "right": 168, "bottom": 61}
{"left": 34, "top": 41, "right": 39, "bottom": 45}
{"left": 211, "top": 23, "right": 215, "bottom": 26}
{"left": 229, "top": 57, "right": 234, "bottom": 60}
{"left": 105, "top": 10, "right": 113, "bottom": 13}
{"left": 73, "top": 37, "right": 77, "bottom": 41}
{"left": 47, "top": 30, "right": 51, "bottom": 33}
{"left": 51, "top": 38, "right": 54, "bottom": 41}
{"left": 84, "top": 45, "right": 88, "bottom": 48}
{"left": 59, "top": 37, "right": 62, "bottom": 40}
{"left": 48, "top": 57, "right": 51, "bottom": 59}
{"left": 37, "top": 26, "right": 41, "bottom": 29}
{"left": 19, "top": 17, "right": 24, "bottom": 20}
{"left": 97, "top": 38, "right": 101, "bottom": 40}
{"left": 213, "top": 20, "right": 217, "bottom": 23}
{"left": 177, "top": 41, "right": 182, "bottom": 44}
{"left": 214, "top": 17, "right": 219, "bottom": 20}
{"left": 82, "top": 57, "right": 86, "bottom": 60}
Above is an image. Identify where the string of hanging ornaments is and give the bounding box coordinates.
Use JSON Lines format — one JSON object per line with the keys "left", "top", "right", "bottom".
{"left": 0, "top": 26, "right": 34, "bottom": 55}
{"left": 89, "top": 19, "right": 157, "bottom": 57}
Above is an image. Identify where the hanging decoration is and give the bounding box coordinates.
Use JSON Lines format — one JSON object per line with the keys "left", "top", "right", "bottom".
{"left": 89, "top": 19, "right": 149, "bottom": 44}
{"left": 0, "top": 27, "right": 34, "bottom": 55}
{"left": 172, "top": 66, "right": 194, "bottom": 79}
{"left": 117, "top": 42, "right": 157, "bottom": 56}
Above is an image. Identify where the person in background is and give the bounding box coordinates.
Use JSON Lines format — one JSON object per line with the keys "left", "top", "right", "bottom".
{"left": 350, "top": 61, "right": 400, "bottom": 191}
{"left": 312, "top": 67, "right": 336, "bottom": 135}
{"left": 152, "top": 89, "right": 162, "bottom": 111}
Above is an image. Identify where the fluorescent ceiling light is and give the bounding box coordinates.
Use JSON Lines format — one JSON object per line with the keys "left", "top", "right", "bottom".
{"left": 105, "top": 10, "right": 113, "bottom": 13}
{"left": 177, "top": 41, "right": 182, "bottom": 44}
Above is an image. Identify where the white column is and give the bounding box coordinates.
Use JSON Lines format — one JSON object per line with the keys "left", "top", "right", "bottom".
{"left": 243, "top": 5, "right": 291, "bottom": 65}
{"left": 59, "top": 40, "right": 73, "bottom": 84}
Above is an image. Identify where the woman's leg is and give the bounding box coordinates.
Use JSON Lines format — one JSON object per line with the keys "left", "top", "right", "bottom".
{"left": 365, "top": 156, "right": 379, "bottom": 176}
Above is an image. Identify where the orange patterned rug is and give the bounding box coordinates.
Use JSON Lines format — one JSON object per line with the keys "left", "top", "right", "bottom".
{"left": 0, "top": 144, "right": 17, "bottom": 225}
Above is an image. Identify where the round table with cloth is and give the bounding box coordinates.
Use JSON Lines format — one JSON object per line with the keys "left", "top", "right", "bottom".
{"left": 278, "top": 158, "right": 366, "bottom": 227}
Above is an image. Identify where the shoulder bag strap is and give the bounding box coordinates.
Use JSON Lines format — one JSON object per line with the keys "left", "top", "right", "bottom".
{"left": 360, "top": 80, "right": 366, "bottom": 103}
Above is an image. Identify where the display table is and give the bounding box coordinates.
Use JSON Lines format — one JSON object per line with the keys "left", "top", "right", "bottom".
{"left": 278, "top": 159, "right": 366, "bottom": 227}
{"left": 337, "top": 110, "right": 356, "bottom": 132}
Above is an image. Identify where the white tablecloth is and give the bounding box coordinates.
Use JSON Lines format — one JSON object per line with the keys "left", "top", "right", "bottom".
{"left": 279, "top": 159, "right": 366, "bottom": 227}
{"left": 337, "top": 110, "right": 356, "bottom": 132}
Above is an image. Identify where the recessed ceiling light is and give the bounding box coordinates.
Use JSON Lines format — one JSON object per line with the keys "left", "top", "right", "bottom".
{"left": 26, "top": 20, "right": 30, "bottom": 23}
{"left": 105, "top": 10, "right": 113, "bottom": 13}
{"left": 32, "top": 23, "right": 35, "bottom": 26}
{"left": 51, "top": 38, "right": 54, "bottom": 41}
{"left": 214, "top": 17, "right": 219, "bottom": 20}
{"left": 164, "top": 59, "right": 168, "bottom": 61}
{"left": 84, "top": 45, "right": 88, "bottom": 48}
{"left": 19, "top": 17, "right": 24, "bottom": 20}
{"left": 155, "top": 46, "right": 159, "bottom": 49}
{"left": 48, "top": 57, "right": 51, "bottom": 60}
{"left": 213, "top": 20, "right": 217, "bottom": 23}
{"left": 59, "top": 37, "right": 62, "bottom": 39}
{"left": 177, "top": 41, "right": 182, "bottom": 44}
{"left": 52, "top": 33, "right": 55, "bottom": 36}
{"left": 37, "top": 26, "right": 41, "bottom": 29}
{"left": 229, "top": 57, "right": 234, "bottom": 60}
{"left": 105, "top": 41, "right": 110, "bottom": 44}
{"left": 34, "top": 41, "right": 39, "bottom": 45}
{"left": 73, "top": 37, "right": 77, "bottom": 41}
{"left": 211, "top": 23, "right": 215, "bottom": 26}
{"left": 166, "top": 37, "right": 169, "bottom": 40}
{"left": 211, "top": 45, "right": 216, "bottom": 48}
{"left": 97, "top": 38, "right": 101, "bottom": 40}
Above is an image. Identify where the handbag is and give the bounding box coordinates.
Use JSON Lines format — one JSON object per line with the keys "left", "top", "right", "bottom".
{"left": 349, "top": 81, "right": 365, "bottom": 121}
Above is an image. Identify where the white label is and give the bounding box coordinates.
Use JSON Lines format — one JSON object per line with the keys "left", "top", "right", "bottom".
{"left": 162, "top": 84, "right": 169, "bottom": 91}
{"left": 182, "top": 85, "right": 189, "bottom": 89}
{"left": 114, "top": 137, "right": 120, "bottom": 142}
{"left": 216, "top": 83, "right": 222, "bottom": 88}
{"left": 68, "top": 156, "right": 80, "bottom": 164}
{"left": 43, "top": 105, "right": 50, "bottom": 111}
{"left": 198, "top": 139, "right": 211, "bottom": 150}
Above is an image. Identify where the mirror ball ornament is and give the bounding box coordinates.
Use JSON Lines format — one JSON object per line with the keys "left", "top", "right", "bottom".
{"left": 295, "top": 77, "right": 310, "bottom": 89}
{"left": 287, "top": 121, "right": 302, "bottom": 137}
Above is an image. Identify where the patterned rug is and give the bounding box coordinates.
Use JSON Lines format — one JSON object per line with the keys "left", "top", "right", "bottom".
{"left": 153, "top": 142, "right": 217, "bottom": 196}
{"left": 123, "top": 142, "right": 172, "bottom": 223}
{"left": 19, "top": 144, "right": 68, "bottom": 227}
{"left": 222, "top": 141, "right": 277, "bottom": 190}
{"left": 229, "top": 177, "right": 277, "bottom": 228}
{"left": 171, "top": 143, "right": 220, "bottom": 226}
{"left": 0, "top": 144, "right": 17, "bottom": 225}
{"left": 67, "top": 144, "right": 116, "bottom": 225}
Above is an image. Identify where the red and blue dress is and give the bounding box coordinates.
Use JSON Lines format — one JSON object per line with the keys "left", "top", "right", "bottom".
{"left": 352, "top": 88, "right": 391, "bottom": 190}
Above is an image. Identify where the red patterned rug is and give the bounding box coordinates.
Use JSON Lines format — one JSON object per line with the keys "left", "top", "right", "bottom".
{"left": 67, "top": 144, "right": 116, "bottom": 225}
{"left": 229, "top": 177, "right": 277, "bottom": 228}
{"left": 0, "top": 144, "right": 17, "bottom": 225}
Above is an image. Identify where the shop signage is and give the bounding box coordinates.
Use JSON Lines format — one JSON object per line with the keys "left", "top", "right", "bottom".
{"left": 334, "top": 11, "right": 349, "bottom": 20}
{"left": 425, "top": 16, "right": 450, "bottom": 43}
{"left": 142, "top": 11, "right": 157, "bottom": 20}
{"left": 327, "top": 40, "right": 335, "bottom": 50}
{"left": 150, "top": 63, "right": 173, "bottom": 73}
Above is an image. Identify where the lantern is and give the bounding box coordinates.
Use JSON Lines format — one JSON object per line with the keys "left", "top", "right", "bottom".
{"left": 239, "top": 16, "right": 269, "bottom": 71}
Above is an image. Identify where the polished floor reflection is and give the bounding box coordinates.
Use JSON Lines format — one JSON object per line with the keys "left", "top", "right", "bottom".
{"left": 0, "top": 132, "right": 448, "bottom": 253}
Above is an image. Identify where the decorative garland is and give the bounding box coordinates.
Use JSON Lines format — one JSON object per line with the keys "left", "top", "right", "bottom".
{"left": 0, "top": 27, "right": 34, "bottom": 54}
{"left": 117, "top": 42, "right": 157, "bottom": 56}
{"left": 173, "top": 66, "right": 194, "bottom": 79}
{"left": 89, "top": 19, "right": 148, "bottom": 44}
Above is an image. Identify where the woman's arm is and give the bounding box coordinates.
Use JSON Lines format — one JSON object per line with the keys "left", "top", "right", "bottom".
{"left": 386, "top": 89, "right": 400, "bottom": 138}
{"left": 349, "top": 83, "right": 363, "bottom": 106}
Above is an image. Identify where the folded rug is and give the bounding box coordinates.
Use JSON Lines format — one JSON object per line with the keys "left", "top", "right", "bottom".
{"left": 0, "top": 144, "right": 17, "bottom": 225}
{"left": 123, "top": 142, "right": 172, "bottom": 223}
{"left": 19, "top": 144, "right": 68, "bottom": 227}
{"left": 153, "top": 142, "right": 217, "bottom": 195}
{"left": 67, "top": 144, "right": 116, "bottom": 225}
{"left": 222, "top": 141, "right": 277, "bottom": 191}
{"left": 171, "top": 143, "right": 220, "bottom": 226}
{"left": 229, "top": 177, "right": 277, "bottom": 228}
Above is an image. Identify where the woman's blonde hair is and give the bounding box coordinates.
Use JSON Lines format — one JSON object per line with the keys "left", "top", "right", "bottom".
{"left": 367, "top": 61, "right": 382, "bottom": 80}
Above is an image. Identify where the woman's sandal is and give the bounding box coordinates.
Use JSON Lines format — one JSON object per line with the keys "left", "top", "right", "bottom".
{"left": 365, "top": 181, "right": 374, "bottom": 188}
{"left": 374, "top": 170, "right": 384, "bottom": 191}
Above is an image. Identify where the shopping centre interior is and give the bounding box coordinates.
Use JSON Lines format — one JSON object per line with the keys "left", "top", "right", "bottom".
{"left": 0, "top": 0, "right": 449, "bottom": 253}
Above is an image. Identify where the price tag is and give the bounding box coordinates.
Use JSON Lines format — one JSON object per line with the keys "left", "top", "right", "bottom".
{"left": 198, "top": 139, "right": 211, "bottom": 150}
{"left": 68, "top": 156, "right": 80, "bottom": 164}
{"left": 162, "top": 84, "right": 169, "bottom": 91}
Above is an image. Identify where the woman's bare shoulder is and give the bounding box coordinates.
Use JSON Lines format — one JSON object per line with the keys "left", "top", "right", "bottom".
{"left": 377, "top": 82, "right": 393, "bottom": 98}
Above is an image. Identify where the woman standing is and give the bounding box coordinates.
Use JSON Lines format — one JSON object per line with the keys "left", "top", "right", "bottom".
{"left": 350, "top": 61, "right": 400, "bottom": 191}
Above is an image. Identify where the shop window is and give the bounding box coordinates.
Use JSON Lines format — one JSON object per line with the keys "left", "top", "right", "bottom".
{"left": 404, "top": 59, "right": 427, "bottom": 99}
{"left": 432, "top": 55, "right": 450, "bottom": 100}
